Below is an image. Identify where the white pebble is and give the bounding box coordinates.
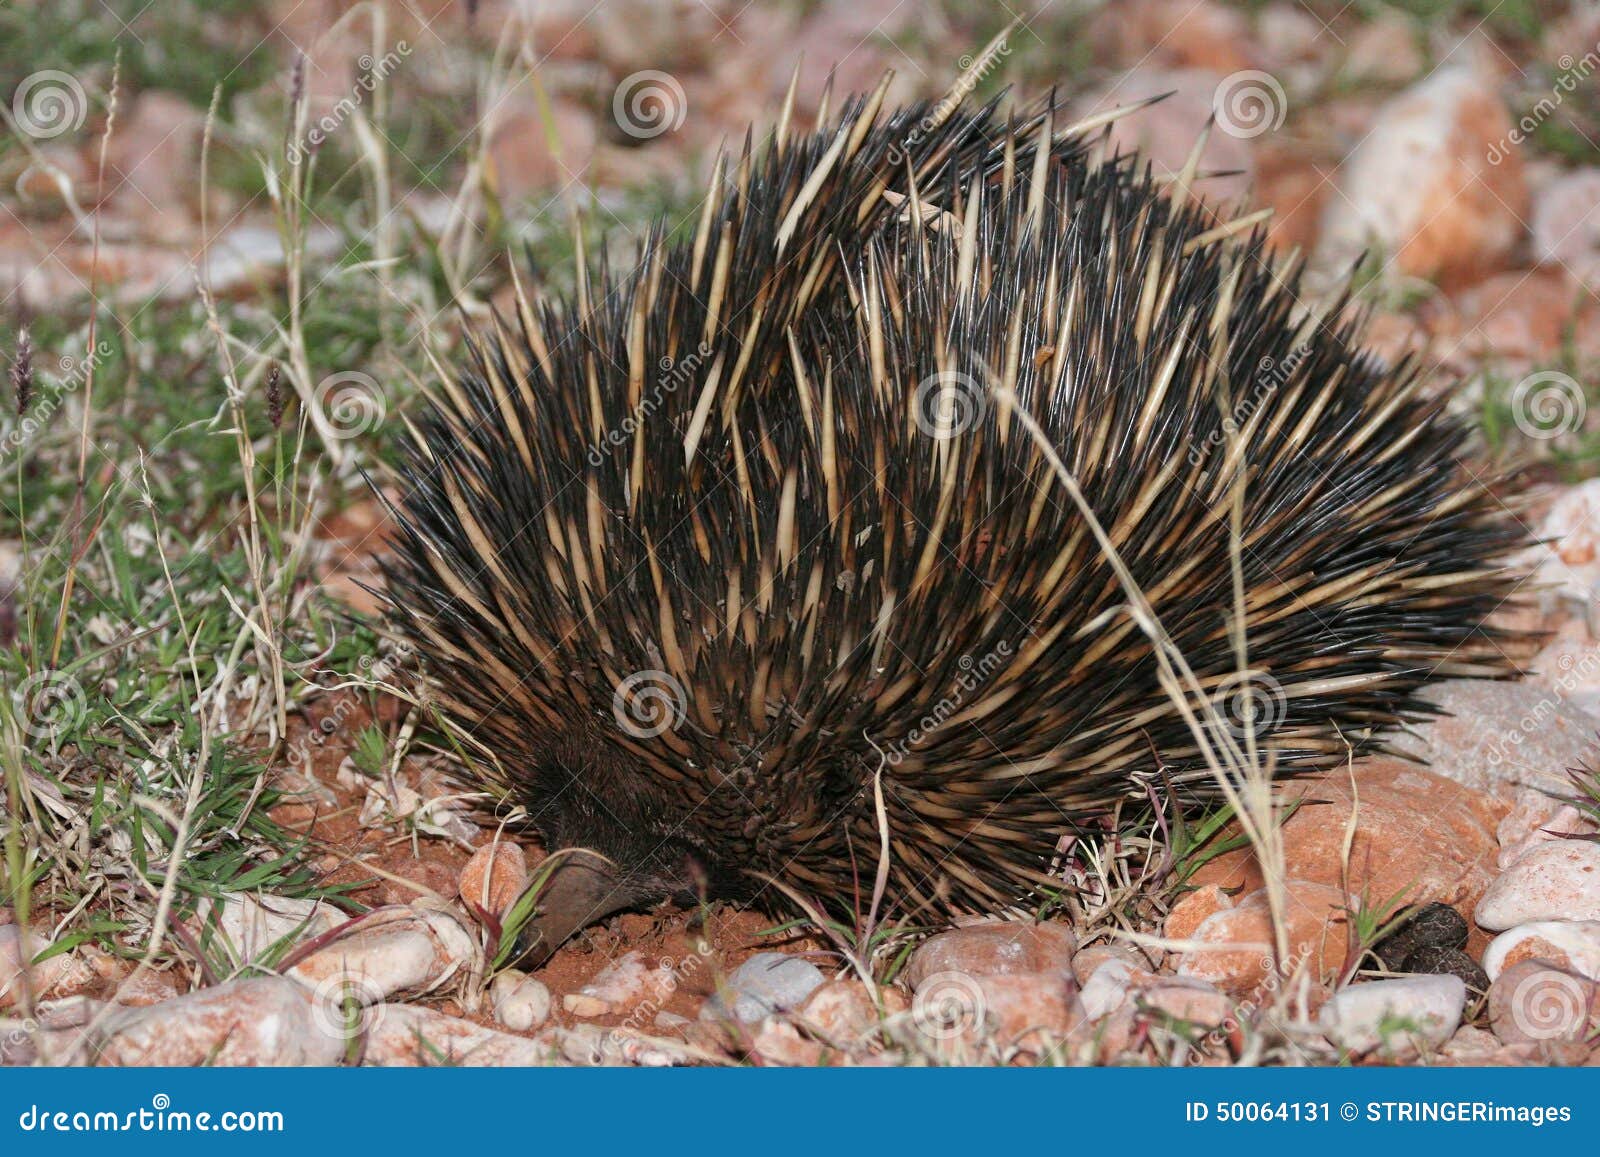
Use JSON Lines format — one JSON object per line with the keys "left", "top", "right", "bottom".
{"left": 490, "top": 970, "right": 551, "bottom": 1032}
{"left": 1483, "top": 920, "right": 1600, "bottom": 981}
{"left": 1317, "top": 975, "right": 1465, "bottom": 1056}
{"left": 702, "top": 952, "right": 825, "bottom": 1024}
{"left": 1476, "top": 841, "right": 1600, "bottom": 930}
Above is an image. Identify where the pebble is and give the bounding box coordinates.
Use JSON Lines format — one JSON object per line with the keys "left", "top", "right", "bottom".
{"left": 1184, "top": 759, "right": 1503, "bottom": 915}
{"left": 363, "top": 1003, "right": 554, "bottom": 1066}
{"left": 194, "top": 893, "right": 346, "bottom": 967}
{"left": 0, "top": 925, "right": 97, "bottom": 1008}
{"left": 1487, "top": 958, "right": 1600, "bottom": 1045}
{"left": 1531, "top": 168, "right": 1600, "bottom": 291}
{"left": 1388, "top": 680, "right": 1600, "bottom": 818}
{"left": 1517, "top": 481, "right": 1600, "bottom": 609}
{"left": 911, "top": 969, "right": 1085, "bottom": 1058}
{"left": 1316, "top": 66, "right": 1526, "bottom": 285}
{"left": 796, "top": 978, "right": 906, "bottom": 1042}
{"left": 903, "top": 922, "right": 1077, "bottom": 989}
{"left": 1176, "top": 881, "right": 1350, "bottom": 994}
{"left": 563, "top": 951, "right": 679, "bottom": 1018}
{"left": 287, "top": 906, "right": 480, "bottom": 1006}
{"left": 490, "top": 970, "right": 552, "bottom": 1032}
{"left": 1476, "top": 842, "right": 1600, "bottom": 930}
{"left": 457, "top": 841, "right": 529, "bottom": 918}
{"left": 1136, "top": 978, "right": 1233, "bottom": 1028}
{"left": 94, "top": 977, "right": 346, "bottom": 1066}
{"left": 701, "top": 952, "right": 825, "bottom": 1025}
{"left": 1482, "top": 921, "right": 1600, "bottom": 981}
{"left": 1317, "top": 976, "right": 1466, "bottom": 1056}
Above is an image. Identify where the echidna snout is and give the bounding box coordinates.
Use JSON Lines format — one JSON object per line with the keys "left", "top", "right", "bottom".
{"left": 384, "top": 89, "right": 1533, "bottom": 963}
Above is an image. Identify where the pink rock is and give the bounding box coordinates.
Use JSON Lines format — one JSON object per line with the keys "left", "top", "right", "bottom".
{"left": 797, "top": 978, "right": 905, "bottom": 1041}
{"left": 903, "top": 922, "right": 1076, "bottom": 989}
{"left": 563, "top": 950, "right": 679, "bottom": 1018}
{"left": 363, "top": 1002, "right": 554, "bottom": 1066}
{"left": 1476, "top": 842, "right": 1600, "bottom": 929}
{"left": 1136, "top": 978, "right": 1234, "bottom": 1028}
{"left": 1488, "top": 958, "right": 1600, "bottom": 1045}
{"left": 1483, "top": 921, "right": 1600, "bottom": 980}
{"left": 1519, "top": 482, "right": 1600, "bottom": 609}
{"left": 1317, "top": 67, "right": 1527, "bottom": 285}
{"left": 287, "top": 905, "right": 481, "bottom": 1006}
{"left": 911, "top": 969, "right": 1085, "bottom": 1057}
{"left": 93, "top": 977, "right": 345, "bottom": 1066}
{"left": 0, "top": 926, "right": 98, "bottom": 1008}
{"left": 1532, "top": 169, "right": 1600, "bottom": 290}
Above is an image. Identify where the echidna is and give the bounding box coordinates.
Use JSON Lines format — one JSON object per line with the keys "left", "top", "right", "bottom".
{"left": 383, "top": 77, "right": 1530, "bottom": 963}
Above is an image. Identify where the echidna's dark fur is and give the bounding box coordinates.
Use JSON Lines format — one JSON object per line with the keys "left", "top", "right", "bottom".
{"left": 383, "top": 82, "right": 1530, "bottom": 949}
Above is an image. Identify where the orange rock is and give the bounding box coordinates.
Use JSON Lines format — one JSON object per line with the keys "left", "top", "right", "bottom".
{"left": 1177, "top": 880, "right": 1350, "bottom": 993}
{"left": 1317, "top": 67, "right": 1528, "bottom": 286}
{"left": 1186, "top": 757, "right": 1505, "bottom": 914}
{"left": 458, "top": 840, "right": 529, "bottom": 918}
{"left": 1165, "top": 884, "right": 1232, "bottom": 942}
{"left": 903, "top": 921, "right": 1077, "bottom": 988}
